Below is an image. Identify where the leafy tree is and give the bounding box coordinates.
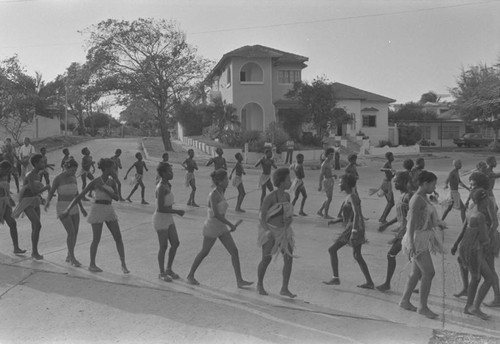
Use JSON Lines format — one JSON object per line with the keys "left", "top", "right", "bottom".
{"left": 285, "top": 76, "right": 350, "bottom": 138}
{"left": 451, "top": 63, "right": 500, "bottom": 140}
{"left": 0, "top": 55, "right": 37, "bottom": 143}
{"left": 419, "top": 91, "right": 439, "bottom": 104}
{"left": 174, "top": 100, "right": 208, "bottom": 136}
{"left": 208, "top": 98, "right": 239, "bottom": 132}
{"left": 84, "top": 18, "right": 212, "bottom": 151}
{"left": 119, "top": 97, "right": 157, "bottom": 132}
{"left": 389, "top": 102, "right": 437, "bottom": 123}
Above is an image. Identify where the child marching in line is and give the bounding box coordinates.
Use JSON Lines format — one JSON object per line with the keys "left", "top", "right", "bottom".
{"left": 124, "top": 152, "right": 149, "bottom": 204}
{"left": 60, "top": 148, "right": 72, "bottom": 171}
{"left": 39, "top": 147, "right": 54, "bottom": 187}
{"left": 441, "top": 159, "right": 469, "bottom": 222}
{"left": 154, "top": 163, "right": 184, "bottom": 282}
{"left": 229, "top": 152, "right": 246, "bottom": 212}
{"left": 290, "top": 153, "right": 307, "bottom": 216}
{"left": 255, "top": 149, "right": 277, "bottom": 206}
{"left": 110, "top": 149, "right": 125, "bottom": 202}
{"left": 80, "top": 147, "right": 95, "bottom": 201}
{"left": 0, "top": 161, "right": 26, "bottom": 254}
{"left": 182, "top": 149, "right": 199, "bottom": 207}
{"left": 317, "top": 148, "right": 337, "bottom": 219}
{"left": 378, "top": 152, "right": 395, "bottom": 225}
{"left": 206, "top": 147, "right": 227, "bottom": 170}
{"left": 155, "top": 152, "right": 170, "bottom": 184}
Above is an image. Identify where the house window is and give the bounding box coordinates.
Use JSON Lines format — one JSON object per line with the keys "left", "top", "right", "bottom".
{"left": 278, "top": 70, "right": 301, "bottom": 84}
{"left": 240, "top": 71, "right": 246, "bottom": 82}
{"left": 421, "top": 126, "right": 431, "bottom": 139}
{"left": 226, "top": 67, "right": 231, "bottom": 85}
{"left": 240, "top": 62, "right": 263, "bottom": 83}
{"left": 438, "top": 125, "right": 461, "bottom": 140}
{"left": 362, "top": 115, "right": 376, "bottom": 127}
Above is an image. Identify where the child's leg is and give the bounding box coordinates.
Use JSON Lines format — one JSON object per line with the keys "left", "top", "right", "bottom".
{"left": 324, "top": 240, "right": 346, "bottom": 283}
{"left": 90, "top": 224, "right": 103, "bottom": 271}
{"left": 219, "top": 232, "right": 252, "bottom": 287}
{"left": 126, "top": 184, "right": 139, "bottom": 201}
{"left": 257, "top": 239, "right": 274, "bottom": 295}
{"left": 280, "top": 245, "right": 296, "bottom": 298}
{"left": 166, "top": 225, "right": 180, "bottom": 273}
{"left": 106, "top": 220, "right": 129, "bottom": 273}
{"left": 260, "top": 185, "right": 267, "bottom": 206}
{"left": 454, "top": 257, "right": 469, "bottom": 297}
{"left": 353, "top": 244, "right": 374, "bottom": 288}
{"left": 236, "top": 184, "right": 246, "bottom": 211}
{"left": 24, "top": 206, "right": 42, "bottom": 259}
{"left": 189, "top": 179, "right": 198, "bottom": 206}
{"left": 139, "top": 180, "right": 148, "bottom": 204}
{"left": 187, "top": 237, "right": 217, "bottom": 284}
{"left": 157, "top": 230, "right": 169, "bottom": 274}
{"left": 299, "top": 186, "right": 307, "bottom": 215}
{"left": 4, "top": 207, "right": 24, "bottom": 253}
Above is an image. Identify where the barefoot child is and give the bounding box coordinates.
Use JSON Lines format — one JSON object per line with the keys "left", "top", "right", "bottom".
{"left": 257, "top": 168, "right": 297, "bottom": 298}
{"left": 39, "top": 147, "right": 54, "bottom": 186}
{"left": 206, "top": 147, "right": 227, "bottom": 170}
{"left": 317, "top": 148, "right": 337, "bottom": 219}
{"left": 80, "top": 147, "right": 95, "bottom": 200}
{"left": 154, "top": 163, "right": 184, "bottom": 282}
{"left": 255, "top": 149, "right": 277, "bottom": 206}
{"left": 229, "top": 152, "right": 246, "bottom": 212}
{"left": 124, "top": 152, "right": 149, "bottom": 204}
{"left": 187, "top": 169, "right": 253, "bottom": 288}
{"left": 110, "top": 149, "right": 125, "bottom": 201}
{"left": 442, "top": 159, "right": 469, "bottom": 222}
{"left": 2, "top": 138, "right": 20, "bottom": 193}
{"left": 290, "top": 153, "right": 307, "bottom": 216}
{"left": 12, "top": 154, "right": 50, "bottom": 259}
{"left": 0, "top": 161, "right": 26, "bottom": 254}
{"left": 182, "top": 149, "right": 199, "bottom": 207}
{"left": 60, "top": 148, "right": 71, "bottom": 171}
{"left": 378, "top": 152, "right": 395, "bottom": 225}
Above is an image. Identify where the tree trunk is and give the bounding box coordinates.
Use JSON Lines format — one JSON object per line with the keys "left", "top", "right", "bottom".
{"left": 158, "top": 113, "right": 173, "bottom": 151}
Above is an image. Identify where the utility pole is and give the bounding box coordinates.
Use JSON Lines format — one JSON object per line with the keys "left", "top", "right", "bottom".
{"left": 64, "top": 85, "right": 68, "bottom": 136}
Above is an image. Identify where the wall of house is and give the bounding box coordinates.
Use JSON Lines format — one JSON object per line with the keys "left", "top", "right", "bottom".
{"left": 231, "top": 57, "right": 276, "bottom": 130}
{"left": 271, "top": 63, "right": 303, "bottom": 102}
{"left": 359, "top": 101, "right": 390, "bottom": 145}
{"left": 335, "top": 99, "right": 361, "bottom": 136}
{"left": 0, "top": 115, "right": 61, "bottom": 141}
{"left": 216, "top": 63, "right": 234, "bottom": 104}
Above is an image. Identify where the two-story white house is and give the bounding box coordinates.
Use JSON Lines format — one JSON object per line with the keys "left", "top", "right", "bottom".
{"left": 205, "top": 45, "right": 395, "bottom": 145}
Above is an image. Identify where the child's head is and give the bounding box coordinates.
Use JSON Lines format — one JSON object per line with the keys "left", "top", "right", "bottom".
{"left": 469, "top": 172, "right": 490, "bottom": 190}
{"left": 62, "top": 148, "right": 69, "bottom": 156}
{"left": 30, "top": 154, "right": 44, "bottom": 169}
{"left": 135, "top": 152, "right": 143, "bottom": 160}
{"left": 64, "top": 158, "right": 79, "bottom": 174}
{"left": 296, "top": 153, "right": 304, "bottom": 164}
{"left": 210, "top": 169, "right": 228, "bottom": 187}
{"left": 417, "top": 170, "right": 438, "bottom": 194}
{"left": 476, "top": 161, "right": 487, "bottom": 173}
{"left": 0, "top": 160, "right": 12, "bottom": 176}
{"left": 348, "top": 154, "right": 357, "bottom": 164}
{"left": 188, "top": 149, "right": 194, "bottom": 158}
{"left": 216, "top": 147, "right": 223, "bottom": 156}
{"left": 453, "top": 159, "right": 462, "bottom": 169}
{"left": 470, "top": 187, "right": 488, "bottom": 206}
{"left": 157, "top": 162, "right": 173, "bottom": 181}
{"left": 162, "top": 152, "right": 169, "bottom": 162}
{"left": 81, "top": 147, "right": 89, "bottom": 155}
{"left": 265, "top": 149, "right": 272, "bottom": 158}
{"left": 486, "top": 156, "right": 497, "bottom": 168}
{"left": 115, "top": 149, "right": 122, "bottom": 157}
{"left": 415, "top": 157, "right": 425, "bottom": 169}
{"left": 393, "top": 171, "right": 410, "bottom": 192}
{"left": 385, "top": 151, "right": 394, "bottom": 161}
{"left": 97, "top": 158, "right": 114, "bottom": 172}
{"left": 272, "top": 167, "right": 291, "bottom": 188}
{"left": 40, "top": 147, "right": 46, "bottom": 155}
{"left": 235, "top": 152, "right": 243, "bottom": 162}
{"left": 23, "top": 137, "right": 30, "bottom": 145}
{"left": 403, "top": 159, "right": 414, "bottom": 171}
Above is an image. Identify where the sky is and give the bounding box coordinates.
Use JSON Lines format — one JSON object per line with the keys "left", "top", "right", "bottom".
{"left": 1, "top": 0, "right": 500, "bottom": 114}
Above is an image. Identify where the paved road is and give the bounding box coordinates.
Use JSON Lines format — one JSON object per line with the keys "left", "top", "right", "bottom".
{"left": 0, "top": 138, "right": 499, "bottom": 343}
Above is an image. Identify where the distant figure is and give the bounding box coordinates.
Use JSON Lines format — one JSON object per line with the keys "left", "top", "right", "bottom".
{"left": 317, "top": 148, "right": 337, "bottom": 219}
{"left": 378, "top": 152, "right": 395, "bottom": 224}
{"left": 124, "top": 152, "right": 149, "bottom": 204}
{"left": 39, "top": 147, "right": 54, "bottom": 187}
{"left": 334, "top": 143, "right": 341, "bottom": 170}
{"left": 290, "top": 153, "right": 307, "bottom": 216}
{"left": 18, "top": 137, "right": 35, "bottom": 182}
{"left": 182, "top": 149, "right": 199, "bottom": 207}
{"left": 284, "top": 139, "right": 295, "bottom": 165}
{"left": 255, "top": 149, "right": 277, "bottom": 206}
{"left": 2, "top": 138, "right": 20, "bottom": 192}
{"left": 79, "top": 147, "right": 95, "bottom": 201}
{"left": 229, "top": 152, "right": 246, "bottom": 212}
{"left": 110, "top": 149, "right": 125, "bottom": 202}
{"left": 206, "top": 147, "right": 227, "bottom": 170}
{"left": 60, "top": 148, "right": 72, "bottom": 171}
{"left": 441, "top": 159, "right": 469, "bottom": 222}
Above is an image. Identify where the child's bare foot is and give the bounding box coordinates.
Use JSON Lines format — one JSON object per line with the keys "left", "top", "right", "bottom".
{"left": 187, "top": 275, "right": 200, "bottom": 285}
{"left": 65, "top": 255, "right": 71, "bottom": 263}
{"left": 399, "top": 301, "right": 417, "bottom": 312}
{"left": 454, "top": 289, "right": 467, "bottom": 298}
{"left": 484, "top": 299, "right": 500, "bottom": 307}
{"left": 31, "top": 253, "right": 44, "bottom": 260}
{"left": 299, "top": 211, "right": 307, "bottom": 216}
{"left": 317, "top": 211, "right": 323, "bottom": 217}
{"left": 470, "top": 308, "right": 490, "bottom": 320}
{"left": 165, "top": 269, "right": 179, "bottom": 280}
{"left": 280, "top": 288, "right": 297, "bottom": 298}
{"left": 122, "top": 265, "right": 130, "bottom": 274}
{"left": 119, "top": 198, "right": 126, "bottom": 202}
{"left": 88, "top": 265, "right": 103, "bottom": 273}
{"left": 357, "top": 283, "right": 374, "bottom": 290}
{"left": 378, "top": 223, "right": 389, "bottom": 232}
{"left": 418, "top": 307, "right": 438, "bottom": 319}
{"left": 191, "top": 203, "right": 200, "bottom": 207}
{"left": 235, "top": 208, "right": 246, "bottom": 213}
{"left": 328, "top": 218, "right": 343, "bottom": 226}
{"left": 141, "top": 200, "right": 149, "bottom": 205}
{"left": 257, "top": 284, "right": 268, "bottom": 295}
{"left": 237, "top": 280, "right": 254, "bottom": 288}
{"left": 376, "top": 283, "right": 390, "bottom": 292}
{"left": 71, "top": 259, "right": 82, "bottom": 268}
{"left": 322, "top": 277, "right": 340, "bottom": 285}
{"left": 323, "top": 215, "right": 334, "bottom": 220}
{"left": 13, "top": 248, "right": 26, "bottom": 254}
{"left": 126, "top": 198, "right": 132, "bottom": 203}
{"left": 159, "top": 273, "right": 172, "bottom": 282}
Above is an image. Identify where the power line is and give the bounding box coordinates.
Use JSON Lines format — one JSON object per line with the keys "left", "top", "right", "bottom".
{"left": 189, "top": 0, "right": 500, "bottom": 35}
{"left": 0, "top": 0, "right": 35, "bottom": 3}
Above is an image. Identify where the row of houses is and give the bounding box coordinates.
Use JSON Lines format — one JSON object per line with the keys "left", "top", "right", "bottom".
{"left": 200, "top": 44, "right": 470, "bottom": 148}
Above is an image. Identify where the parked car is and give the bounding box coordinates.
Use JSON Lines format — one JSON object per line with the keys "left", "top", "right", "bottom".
{"left": 453, "top": 133, "right": 493, "bottom": 147}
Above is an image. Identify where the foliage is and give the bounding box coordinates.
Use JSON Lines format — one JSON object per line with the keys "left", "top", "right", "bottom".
{"left": 450, "top": 63, "right": 500, "bottom": 140}
{"left": 278, "top": 108, "right": 307, "bottom": 140}
{"left": 356, "top": 130, "right": 366, "bottom": 136}
{"left": 389, "top": 102, "right": 438, "bottom": 124}
{"left": 418, "top": 138, "right": 436, "bottom": 146}
{"left": 84, "top": 112, "right": 118, "bottom": 129}
{"left": 120, "top": 97, "right": 158, "bottom": 133}
{"left": 377, "top": 140, "right": 393, "bottom": 147}
{"left": 0, "top": 55, "right": 37, "bottom": 143}
{"left": 397, "top": 125, "right": 422, "bottom": 146}
{"left": 488, "top": 140, "right": 500, "bottom": 152}
{"left": 207, "top": 98, "right": 239, "bottom": 133}
{"left": 84, "top": 18, "right": 213, "bottom": 151}
{"left": 285, "top": 76, "right": 350, "bottom": 137}
{"left": 419, "top": 91, "right": 439, "bottom": 104}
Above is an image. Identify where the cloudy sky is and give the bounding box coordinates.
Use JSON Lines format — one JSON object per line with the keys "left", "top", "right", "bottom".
{"left": 1, "top": 0, "right": 500, "bottom": 107}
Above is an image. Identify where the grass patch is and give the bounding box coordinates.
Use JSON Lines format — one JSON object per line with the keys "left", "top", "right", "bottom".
{"left": 142, "top": 137, "right": 189, "bottom": 163}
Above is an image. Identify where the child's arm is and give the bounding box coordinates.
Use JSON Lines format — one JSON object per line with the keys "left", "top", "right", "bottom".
{"left": 255, "top": 158, "right": 262, "bottom": 168}
{"left": 193, "top": 160, "right": 198, "bottom": 170}
{"left": 181, "top": 159, "right": 188, "bottom": 170}
{"left": 206, "top": 158, "right": 213, "bottom": 167}
{"left": 451, "top": 220, "right": 468, "bottom": 255}
{"left": 124, "top": 163, "right": 135, "bottom": 180}
{"left": 223, "top": 159, "right": 227, "bottom": 170}
{"left": 90, "top": 159, "right": 96, "bottom": 173}
{"left": 271, "top": 159, "right": 277, "bottom": 169}
{"left": 229, "top": 164, "right": 237, "bottom": 179}
{"left": 44, "top": 175, "right": 60, "bottom": 211}
{"left": 443, "top": 172, "right": 451, "bottom": 189}
{"left": 143, "top": 161, "right": 148, "bottom": 172}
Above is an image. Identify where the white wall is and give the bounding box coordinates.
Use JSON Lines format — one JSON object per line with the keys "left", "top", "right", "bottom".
{"left": 0, "top": 116, "right": 60, "bottom": 142}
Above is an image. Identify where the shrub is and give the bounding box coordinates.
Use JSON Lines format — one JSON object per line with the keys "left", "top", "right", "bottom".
{"left": 488, "top": 140, "right": 500, "bottom": 152}
{"left": 378, "top": 140, "right": 393, "bottom": 147}
{"left": 356, "top": 130, "right": 366, "bottom": 136}
{"left": 240, "top": 130, "right": 262, "bottom": 144}
{"left": 264, "top": 122, "right": 290, "bottom": 154}
{"left": 218, "top": 129, "right": 243, "bottom": 147}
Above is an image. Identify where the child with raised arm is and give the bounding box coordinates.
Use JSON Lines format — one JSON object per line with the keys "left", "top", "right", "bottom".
{"left": 124, "top": 152, "right": 149, "bottom": 204}
{"left": 154, "top": 162, "right": 184, "bottom": 282}
{"left": 182, "top": 149, "right": 199, "bottom": 207}
{"left": 110, "top": 149, "right": 125, "bottom": 202}
{"left": 442, "top": 159, "right": 469, "bottom": 222}
{"left": 80, "top": 147, "right": 95, "bottom": 201}
{"left": 256, "top": 149, "right": 277, "bottom": 206}
{"left": 206, "top": 147, "right": 227, "bottom": 170}
{"left": 229, "top": 152, "right": 246, "bottom": 212}
{"left": 290, "top": 153, "right": 307, "bottom": 216}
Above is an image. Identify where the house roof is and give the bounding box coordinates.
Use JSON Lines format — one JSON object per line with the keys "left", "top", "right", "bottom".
{"left": 332, "top": 82, "right": 396, "bottom": 103}
{"left": 206, "top": 45, "right": 308, "bottom": 81}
